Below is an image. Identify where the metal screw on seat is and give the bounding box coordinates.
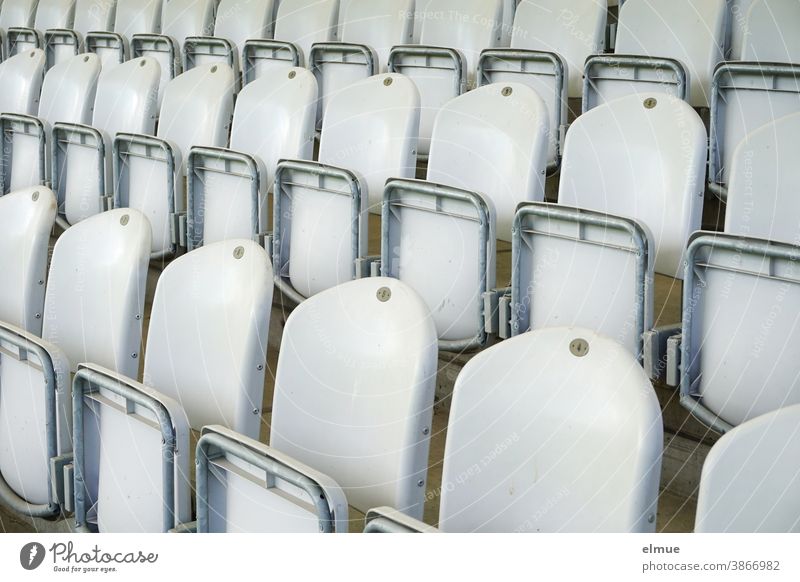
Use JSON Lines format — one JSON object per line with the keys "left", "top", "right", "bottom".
{"left": 233, "top": 246, "right": 245, "bottom": 259}
{"left": 569, "top": 338, "right": 589, "bottom": 357}
{"left": 502, "top": 86, "right": 513, "bottom": 97}
{"left": 643, "top": 97, "right": 658, "bottom": 109}
{"left": 288, "top": 70, "right": 296, "bottom": 79}
{"left": 31, "top": 190, "right": 39, "bottom": 201}
{"left": 376, "top": 287, "right": 392, "bottom": 302}
{"left": 119, "top": 214, "right": 129, "bottom": 226}
{"left": 384, "top": 77, "right": 393, "bottom": 87}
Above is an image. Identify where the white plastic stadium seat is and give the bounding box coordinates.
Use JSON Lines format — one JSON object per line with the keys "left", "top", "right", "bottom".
{"left": 478, "top": 0, "right": 607, "bottom": 170}
{"left": 44, "top": 0, "right": 117, "bottom": 68}
{"left": 0, "top": 208, "right": 150, "bottom": 518}
{"left": 677, "top": 232, "right": 800, "bottom": 433}
{"left": 0, "top": 187, "right": 57, "bottom": 335}
{"left": 85, "top": 0, "right": 163, "bottom": 68}
{"left": 725, "top": 112, "right": 800, "bottom": 244}
{"left": 114, "top": 63, "right": 234, "bottom": 257}
{"left": 397, "top": 327, "right": 662, "bottom": 532}
{"left": 695, "top": 404, "right": 800, "bottom": 533}
{"left": 132, "top": 0, "right": 217, "bottom": 104}
{"left": 54, "top": 56, "right": 160, "bottom": 227}
{"left": 585, "top": 0, "right": 727, "bottom": 109}
{"left": 187, "top": 66, "right": 317, "bottom": 249}
{"left": 72, "top": 238, "right": 273, "bottom": 533}
{"left": 0, "top": 53, "right": 100, "bottom": 193}
{"left": 388, "top": 0, "right": 505, "bottom": 155}
{"left": 195, "top": 426, "right": 349, "bottom": 533}
{"left": 273, "top": 72, "right": 418, "bottom": 302}
{"left": 382, "top": 82, "right": 548, "bottom": 349}
{"left": 708, "top": 62, "right": 800, "bottom": 200}
{"left": 7, "top": 0, "right": 76, "bottom": 57}
{"left": 270, "top": 277, "right": 438, "bottom": 519}
{"left": 510, "top": 203, "right": 654, "bottom": 358}
{"left": 309, "top": 0, "right": 414, "bottom": 123}
{"left": 558, "top": 92, "right": 707, "bottom": 279}
{"left": 242, "top": 0, "right": 339, "bottom": 83}
{"left": 0, "top": 49, "right": 46, "bottom": 117}
{"left": 183, "top": 0, "right": 275, "bottom": 76}
{"left": 740, "top": 0, "right": 800, "bottom": 62}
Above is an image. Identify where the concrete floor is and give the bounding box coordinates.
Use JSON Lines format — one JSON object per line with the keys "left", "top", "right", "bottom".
{"left": 1, "top": 167, "right": 716, "bottom": 535}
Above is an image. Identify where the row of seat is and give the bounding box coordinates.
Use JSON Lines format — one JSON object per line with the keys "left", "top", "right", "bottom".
{"left": 1, "top": 190, "right": 798, "bottom": 533}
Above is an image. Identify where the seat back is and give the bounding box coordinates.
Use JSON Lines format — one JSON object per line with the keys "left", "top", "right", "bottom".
{"left": 72, "top": 0, "right": 116, "bottom": 36}
{"left": 157, "top": 63, "right": 234, "bottom": 166}
{"left": 274, "top": 0, "right": 339, "bottom": 65}
{"left": 230, "top": 66, "right": 316, "bottom": 188}
{"left": 741, "top": 0, "right": 800, "bottom": 61}
{"left": 558, "top": 92, "right": 707, "bottom": 279}
{"left": 0, "top": 0, "right": 38, "bottom": 30}
{"left": 418, "top": 0, "right": 504, "bottom": 80}
{"left": 43, "top": 208, "right": 150, "bottom": 377}
{"left": 427, "top": 82, "right": 548, "bottom": 241}
{"left": 61, "top": 56, "right": 160, "bottom": 225}
{"left": 33, "top": 0, "right": 76, "bottom": 31}
{"left": 214, "top": 0, "right": 275, "bottom": 53}
{"left": 198, "top": 426, "right": 349, "bottom": 533}
{"left": 0, "top": 49, "right": 46, "bottom": 115}
{"left": 270, "top": 277, "right": 438, "bottom": 518}
{"left": 439, "top": 327, "right": 662, "bottom": 532}
{"left": 615, "top": 0, "right": 727, "bottom": 107}
{"left": 39, "top": 53, "right": 100, "bottom": 125}
{"left": 682, "top": 233, "right": 800, "bottom": 429}
{"left": 0, "top": 187, "right": 56, "bottom": 335}
{"left": 340, "top": 0, "right": 414, "bottom": 69}
{"left": 113, "top": 0, "right": 162, "bottom": 36}
{"left": 695, "top": 404, "right": 800, "bottom": 533}
{"left": 318, "top": 72, "right": 418, "bottom": 212}
{"left": 726, "top": 112, "right": 800, "bottom": 244}
{"left": 511, "top": 0, "right": 607, "bottom": 98}
{"left": 143, "top": 239, "right": 272, "bottom": 438}
{"left": 160, "top": 0, "right": 216, "bottom": 46}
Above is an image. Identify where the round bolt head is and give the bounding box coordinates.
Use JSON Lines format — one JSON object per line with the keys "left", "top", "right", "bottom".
{"left": 83, "top": 55, "right": 90, "bottom": 62}
{"left": 210, "top": 65, "right": 218, "bottom": 73}
{"left": 417, "top": 479, "right": 425, "bottom": 487}
{"left": 648, "top": 514, "right": 655, "bottom": 523}
{"left": 569, "top": 338, "right": 589, "bottom": 358}
{"left": 422, "top": 427, "right": 430, "bottom": 435}
{"left": 376, "top": 286, "right": 392, "bottom": 302}
{"left": 643, "top": 97, "right": 657, "bottom": 109}
{"left": 233, "top": 245, "right": 245, "bottom": 259}
{"left": 288, "top": 70, "right": 296, "bottom": 79}
{"left": 383, "top": 77, "right": 393, "bottom": 86}
{"left": 31, "top": 190, "right": 39, "bottom": 201}
{"left": 140, "top": 60, "right": 147, "bottom": 67}
{"left": 119, "top": 214, "right": 130, "bottom": 226}
{"left": 501, "top": 86, "right": 513, "bottom": 97}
